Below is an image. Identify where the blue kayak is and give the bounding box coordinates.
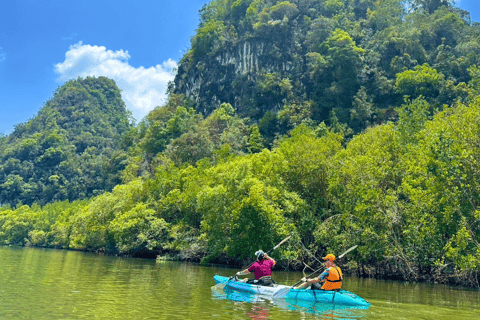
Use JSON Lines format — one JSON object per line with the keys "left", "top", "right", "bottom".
{"left": 213, "top": 275, "right": 370, "bottom": 307}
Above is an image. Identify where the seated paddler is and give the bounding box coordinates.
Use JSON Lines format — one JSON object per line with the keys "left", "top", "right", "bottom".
{"left": 295, "top": 253, "right": 343, "bottom": 291}
{"left": 235, "top": 250, "right": 276, "bottom": 286}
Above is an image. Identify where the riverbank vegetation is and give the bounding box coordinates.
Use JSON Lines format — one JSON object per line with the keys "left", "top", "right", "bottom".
{"left": 2, "top": 84, "right": 480, "bottom": 287}
{"left": 1, "top": 0, "right": 480, "bottom": 288}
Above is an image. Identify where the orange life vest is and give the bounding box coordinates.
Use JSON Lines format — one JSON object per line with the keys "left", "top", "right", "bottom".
{"left": 321, "top": 266, "right": 343, "bottom": 290}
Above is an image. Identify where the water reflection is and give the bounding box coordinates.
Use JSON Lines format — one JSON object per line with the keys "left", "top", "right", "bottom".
{"left": 245, "top": 306, "right": 270, "bottom": 319}
{"left": 2, "top": 246, "right": 480, "bottom": 320}
{"left": 211, "top": 285, "right": 370, "bottom": 319}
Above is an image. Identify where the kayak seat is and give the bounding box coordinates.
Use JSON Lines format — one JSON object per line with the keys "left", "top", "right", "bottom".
{"left": 246, "top": 278, "right": 275, "bottom": 286}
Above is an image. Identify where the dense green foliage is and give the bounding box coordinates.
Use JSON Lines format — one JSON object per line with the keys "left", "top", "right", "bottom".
{"left": 175, "top": 0, "right": 479, "bottom": 136}
{"left": 2, "top": 0, "right": 480, "bottom": 288}
{"left": 0, "top": 77, "right": 133, "bottom": 206}
{"left": 2, "top": 81, "right": 480, "bottom": 286}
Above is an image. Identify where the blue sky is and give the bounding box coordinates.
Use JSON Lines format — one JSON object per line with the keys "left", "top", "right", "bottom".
{"left": 0, "top": 0, "right": 207, "bottom": 134}
{"left": 0, "top": 0, "right": 479, "bottom": 135}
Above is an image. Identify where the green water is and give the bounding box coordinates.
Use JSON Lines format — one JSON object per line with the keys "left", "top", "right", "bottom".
{"left": 0, "top": 246, "right": 478, "bottom": 319}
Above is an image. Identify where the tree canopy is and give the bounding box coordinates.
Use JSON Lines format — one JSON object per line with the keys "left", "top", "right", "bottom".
{"left": 175, "top": 0, "right": 480, "bottom": 135}
{"left": 0, "top": 76, "right": 133, "bottom": 206}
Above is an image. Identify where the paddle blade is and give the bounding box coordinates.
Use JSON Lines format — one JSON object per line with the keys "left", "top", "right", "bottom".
{"left": 211, "top": 280, "right": 230, "bottom": 298}
{"left": 272, "top": 236, "right": 292, "bottom": 250}
{"left": 214, "top": 275, "right": 235, "bottom": 289}
{"left": 272, "top": 288, "right": 290, "bottom": 299}
{"left": 215, "top": 282, "right": 226, "bottom": 289}
{"left": 338, "top": 245, "right": 358, "bottom": 259}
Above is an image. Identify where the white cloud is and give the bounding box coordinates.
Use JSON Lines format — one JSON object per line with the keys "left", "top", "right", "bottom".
{"left": 55, "top": 42, "right": 177, "bottom": 123}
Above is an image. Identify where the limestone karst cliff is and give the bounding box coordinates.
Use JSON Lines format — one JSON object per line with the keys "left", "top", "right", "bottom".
{"left": 175, "top": 35, "right": 296, "bottom": 118}
{"left": 173, "top": 0, "right": 480, "bottom": 133}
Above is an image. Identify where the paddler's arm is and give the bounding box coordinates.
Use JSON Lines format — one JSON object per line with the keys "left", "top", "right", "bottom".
{"left": 236, "top": 269, "right": 251, "bottom": 276}
{"left": 301, "top": 269, "right": 329, "bottom": 284}
{"left": 302, "top": 268, "right": 330, "bottom": 284}
{"left": 264, "top": 253, "right": 276, "bottom": 266}
{"left": 300, "top": 276, "right": 321, "bottom": 284}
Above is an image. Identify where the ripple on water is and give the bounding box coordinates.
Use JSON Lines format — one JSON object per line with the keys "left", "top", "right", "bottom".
{"left": 0, "top": 247, "right": 480, "bottom": 320}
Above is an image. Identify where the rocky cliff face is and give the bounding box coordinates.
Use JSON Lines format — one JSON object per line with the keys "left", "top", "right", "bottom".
{"left": 172, "top": 0, "right": 479, "bottom": 132}
{"left": 174, "top": 36, "right": 297, "bottom": 118}
{"left": 172, "top": 1, "right": 333, "bottom": 121}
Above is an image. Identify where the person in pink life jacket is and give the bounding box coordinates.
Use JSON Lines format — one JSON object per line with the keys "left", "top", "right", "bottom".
{"left": 235, "top": 250, "right": 276, "bottom": 286}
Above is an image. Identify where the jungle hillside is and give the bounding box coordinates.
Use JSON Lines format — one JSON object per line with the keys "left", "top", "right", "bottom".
{"left": 1, "top": 0, "right": 480, "bottom": 288}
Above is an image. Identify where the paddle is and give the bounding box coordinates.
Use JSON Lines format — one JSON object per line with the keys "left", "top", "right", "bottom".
{"left": 272, "top": 245, "right": 358, "bottom": 299}
{"left": 217, "top": 235, "right": 292, "bottom": 288}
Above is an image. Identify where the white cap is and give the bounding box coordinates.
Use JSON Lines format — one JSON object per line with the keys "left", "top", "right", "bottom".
{"left": 255, "top": 250, "right": 265, "bottom": 258}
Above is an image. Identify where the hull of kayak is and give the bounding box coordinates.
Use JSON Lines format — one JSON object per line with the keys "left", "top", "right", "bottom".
{"left": 213, "top": 275, "right": 370, "bottom": 307}
{"left": 285, "top": 288, "right": 370, "bottom": 306}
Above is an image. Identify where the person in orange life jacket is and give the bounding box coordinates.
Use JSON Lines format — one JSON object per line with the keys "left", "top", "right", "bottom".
{"left": 235, "top": 250, "right": 276, "bottom": 286}
{"left": 295, "top": 253, "right": 343, "bottom": 290}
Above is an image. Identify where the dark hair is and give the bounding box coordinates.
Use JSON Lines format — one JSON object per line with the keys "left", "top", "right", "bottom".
{"left": 255, "top": 250, "right": 265, "bottom": 260}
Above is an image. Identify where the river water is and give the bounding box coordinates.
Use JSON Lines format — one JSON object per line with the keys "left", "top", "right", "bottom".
{"left": 0, "top": 246, "right": 478, "bottom": 319}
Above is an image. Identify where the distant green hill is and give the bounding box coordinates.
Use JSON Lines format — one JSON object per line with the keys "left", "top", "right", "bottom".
{"left": 0, "top": 76, "right": 134, "bottom": 206}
